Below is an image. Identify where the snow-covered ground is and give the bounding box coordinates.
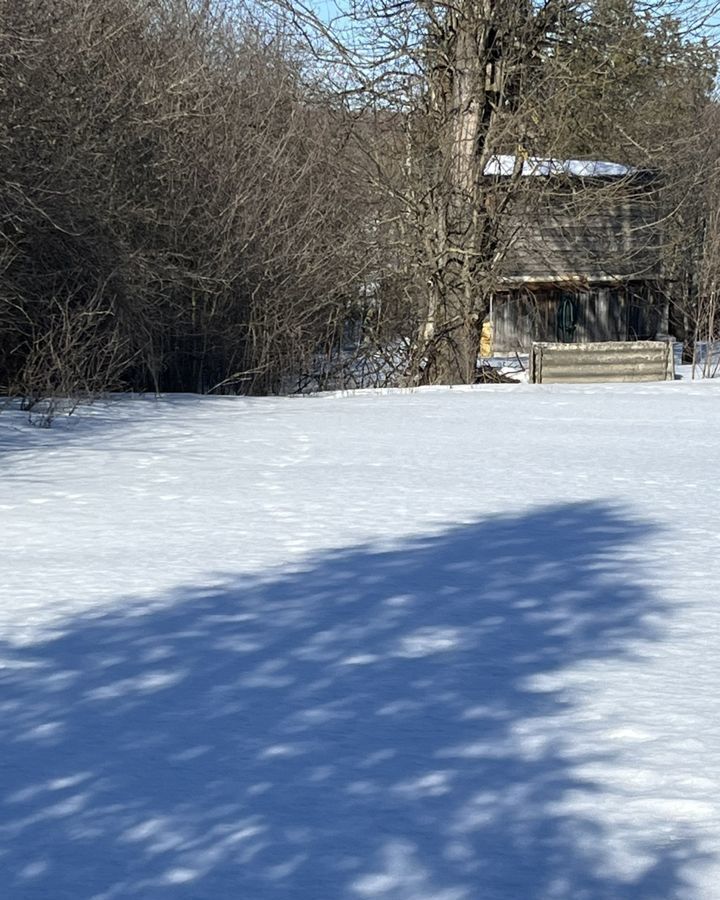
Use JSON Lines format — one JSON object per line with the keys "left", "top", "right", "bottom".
{"left": 1, "top": 382, "right": 719, "bottom": 899}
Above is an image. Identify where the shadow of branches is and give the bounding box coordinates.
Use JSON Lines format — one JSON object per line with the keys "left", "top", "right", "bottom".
{"left": 0, "top": 502, "right": 704, "bottom": 898}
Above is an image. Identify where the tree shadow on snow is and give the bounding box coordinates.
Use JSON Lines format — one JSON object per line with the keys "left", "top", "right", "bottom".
{"left": 0, "top": 502, "right": 707, "bottom": 899}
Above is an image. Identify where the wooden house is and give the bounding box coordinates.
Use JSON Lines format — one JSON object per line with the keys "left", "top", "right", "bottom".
{"left": 485, "top": 158, "right": 666, "bottom": 353}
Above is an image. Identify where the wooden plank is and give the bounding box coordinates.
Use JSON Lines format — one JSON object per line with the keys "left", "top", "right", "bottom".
{"left": 539, "top": 361, "right": 668, "bottom": 377}
{"left": 540, "top": 371, "right": 667, "bottom": 384}
{"left": 537, "top": 352, "right": 666, "bottom": 364}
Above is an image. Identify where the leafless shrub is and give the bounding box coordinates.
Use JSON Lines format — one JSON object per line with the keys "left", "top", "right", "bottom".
{"left": 0, "top": 0, "right": 374, "bottom": 409}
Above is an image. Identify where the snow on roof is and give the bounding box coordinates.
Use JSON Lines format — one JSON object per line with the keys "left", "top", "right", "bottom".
{"left": 484, "top": 155, "right": 632, "bottom": 177}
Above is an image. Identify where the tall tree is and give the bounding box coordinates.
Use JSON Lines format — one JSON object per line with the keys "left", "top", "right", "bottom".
{"left": 276, "top": 0, "right": 719, "bottom": 383}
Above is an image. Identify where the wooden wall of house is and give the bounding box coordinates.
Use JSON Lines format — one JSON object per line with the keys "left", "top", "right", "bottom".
{"left": 491, "top": 283, "right": 665, "bottom": 353}
{"left": 497, "top": 174, "right": 662, "bottom": 284}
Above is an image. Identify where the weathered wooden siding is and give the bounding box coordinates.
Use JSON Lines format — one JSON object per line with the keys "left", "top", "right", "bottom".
{"left": 492, "top": 284, "right": 665, "bottom": 352}
{"left": 497, "top": 175, "right": 661, "bottom": 284}
{"left": 529, "top": 341, "right": 674, "bottom": 384}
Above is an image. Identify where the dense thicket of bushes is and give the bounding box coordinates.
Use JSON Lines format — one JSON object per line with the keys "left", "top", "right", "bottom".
{"left": 0, "top": 0, "right": 374, "bottom": 401}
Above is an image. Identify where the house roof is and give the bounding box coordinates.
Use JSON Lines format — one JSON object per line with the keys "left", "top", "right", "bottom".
{"left": 484, "top": 155, "right": 633, "bottom": 178}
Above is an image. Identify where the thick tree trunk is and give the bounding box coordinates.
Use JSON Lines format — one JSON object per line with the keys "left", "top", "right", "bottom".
{"left": 414, "top": 2, "right": 502, "bottom": 384}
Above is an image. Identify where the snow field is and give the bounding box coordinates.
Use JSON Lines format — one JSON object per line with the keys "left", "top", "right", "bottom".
{"left": 1, "top": 381, "right": 719, "bottom": 899}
